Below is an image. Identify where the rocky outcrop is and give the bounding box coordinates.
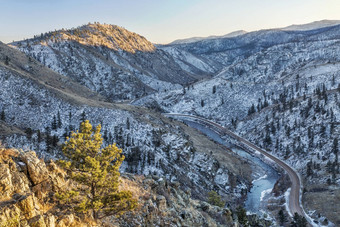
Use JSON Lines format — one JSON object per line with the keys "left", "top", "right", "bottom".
{"left": 106, "top": 174, "right": 237, "bottom": 227}
{"left": 0, "top": 148, "right": 88, "bottom": 227}
{"left": 1, "top": 147, "right": 241, "bottom": 227}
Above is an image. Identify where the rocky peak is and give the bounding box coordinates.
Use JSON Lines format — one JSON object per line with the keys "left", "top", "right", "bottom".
{"left": 14, "top": 23, "right": 156, "bottom": 53}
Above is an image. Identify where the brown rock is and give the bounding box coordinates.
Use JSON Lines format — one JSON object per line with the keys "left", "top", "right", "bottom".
{"left": 0, "top": 164, "right": 13, "bottom": 198}
{"left": 0, "top": 205, "right": 21, "bottom": 226}
{"left": 17, "top": 194, "right": 40, "bottom": 219}
{"left": 28, "top": 215, "right": 47, "bottom": 227}
{"left": 11, "top": 171, "right": 30, "bottom": 194}
{"left": 21, "top": 151, "right": 49, "bottom": 185}
{"left": 44, "top": 214, "right": 56, "bottom": 227}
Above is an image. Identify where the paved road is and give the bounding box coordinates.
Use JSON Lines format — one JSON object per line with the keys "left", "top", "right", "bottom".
{"left": 165, "top": 113, "right": 312, "bottom": 225}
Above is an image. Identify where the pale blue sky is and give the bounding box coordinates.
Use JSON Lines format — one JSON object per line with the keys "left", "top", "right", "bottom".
{"left": 0, "top": 0, "right": 339, "bottom": 44}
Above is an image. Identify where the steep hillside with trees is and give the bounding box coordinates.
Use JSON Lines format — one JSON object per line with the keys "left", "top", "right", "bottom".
{"left": 136, "top": 24, "right": 340, "bottom": 225}
{"left": 0, "top": 40, "right": 253, "bottom": 214}
{"left": 10, "top": 23, "right": 213, "bottom": 101}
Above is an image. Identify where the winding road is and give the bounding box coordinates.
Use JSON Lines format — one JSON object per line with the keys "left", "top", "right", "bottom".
{"left": 164, "top": 113, "right": 312, "bottom": 225}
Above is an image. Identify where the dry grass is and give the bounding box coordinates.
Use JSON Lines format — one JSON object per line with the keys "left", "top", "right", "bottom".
{"left": 119, "top": 175, "right": 148, "bottom": 210}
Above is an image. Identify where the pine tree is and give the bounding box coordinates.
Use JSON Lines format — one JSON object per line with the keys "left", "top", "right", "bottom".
{"left": 57, "top": 111, "right": 62, "bottom": 128}
{"left": 236, "top": 206, "right": 248, "bottom": 226}
{"left": 37, "top": 130, "right": 42, "bottom": 143}
{"left": 57, "top": 120, "right": 137, "bottom": 220}
{"left": 248, "top": 104, "right": 256, "bottom": 115}
{"left": 52, "top": 115, "right": 57, "bottom": 130}
{"left": 212, "top": 85, "right": 216, "bottom": 94}
{"left": 0, "top": 110, "right": 5, "bottom": 121}
{"left": 278, "top": 208, "right": 287, "bottom": 225}
{"left": 207, "top": 191, "right": 225, "bottom": 207}
{"left": 4, "top": 56, "right": 10, "bottom": 65}
{"left": 52, "top": 135, "right": 59, "bottom": 147}
{"left": 25, "top": 128, "right": 33, "bottom": 140}
{"left": 80, "top": 111, "right": 86, "bottom": 122}
{"left": 126, "top": 118, "right": 130, "bottom": 130}
{"left": 46, "top": 134, "right": 51, "bottom": 152}
{"left": 291, "top": 213, "right": 307, "bottom": 227}
{"left": 201, "top": 99, "right": 205, "bottom": 107}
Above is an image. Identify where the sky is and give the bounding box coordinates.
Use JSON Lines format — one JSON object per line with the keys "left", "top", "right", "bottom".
{"left": 0, "top": 0, "right": 339, "bottom": 44}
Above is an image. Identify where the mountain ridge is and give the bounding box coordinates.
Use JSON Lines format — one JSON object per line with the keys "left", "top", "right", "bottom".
{"left": 11, "top": 23, "right": 155, "bottom": 54}
{"left": 167, "top": 19, "right": 340, "bottom": 46}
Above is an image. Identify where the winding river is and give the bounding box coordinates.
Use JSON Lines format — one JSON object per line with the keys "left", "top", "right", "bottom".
{"left": 183, "top": 120, "right": 279, "bottom": 214}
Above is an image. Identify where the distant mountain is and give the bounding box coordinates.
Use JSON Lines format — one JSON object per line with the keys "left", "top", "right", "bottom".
{"left": 169, "top": 19, "right": 340, "bottom": 45}
{"left": 169, "top": 30, "right": 248, "bottom": 45}
{"left": 161, "top": 23, "right": 340, "bottom": 74}
{"left": 10, "top": 23, "right": 212, "bottom": 101}
{"left": 281, "top": 19, "right": 340, "bottom": 31}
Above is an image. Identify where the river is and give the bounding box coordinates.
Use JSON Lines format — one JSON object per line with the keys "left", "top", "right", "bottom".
{"left": 182, "top": 120, "right": 279, "bottom": 214}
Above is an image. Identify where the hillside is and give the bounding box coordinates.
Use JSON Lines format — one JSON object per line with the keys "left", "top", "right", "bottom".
{"left": 136, "top": 23, "right": 340, "bottom": 225}
{"left": 10, "top": 23, "right": 214, "bottom": 102}
{"left": 4, "top": 20, "right": 340, "bottom": 225}
{"left": 0, "top": 39, "right": 254, "bottom": 215}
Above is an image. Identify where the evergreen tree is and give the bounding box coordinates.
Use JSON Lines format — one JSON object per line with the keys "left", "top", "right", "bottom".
{"left": 126, "top": 118, "right": 130, "bottom": 130}
{"left": 212, "top": 85, "right": 216, "bottom": 94}
{"left": 4, "top": 56, "right": 10, "bottom": 65}
{"left": 57, "top": 111, "right": 62, "bottom": 128}
{"left": 306, "top": 161, "right": 313, "bottom": 177}
{"left": 248, "top": 104, "right": 256, "bottom": 115}
{"left": 80, "top": 111, "right": 86, "bottom": 122}
{"left": 52, "top": 115, "right": 57, "bottom": 130}
{"left": 207, "top": 191, "right": 225, "bottom": 207}
{"left": 333, "top": 138, "right": 339, "bottom": 170}
{"left": 52, "top": 135, "right": 59, "bottom": 147}
{"left": 25, "top": 128, "right": 33, "bottom": 140}
{"left": 278, "top": 208, "right": 287, "bottom": 225}
{"left": 63, "top": 128, "right": 69, "bottom": 140}
{"left": 0, "top": 110, "right": 5, "bottom": 121}
{"left": 236, "top": 206, "right": 248, "bottom": 226}
{"left": 46, "top": 134, "right": 51, "bottom": 152}
{"left": 57, "top": 120, "right": 137, "bottom": 220}
{"left": 201, "top": 99, "right": 205, "bottom": 107}
{"left": 290, "top": 213, "right": 307, "bottom": 227}
{"left": 37, "top": 130, "right": 42, "bottom": 143}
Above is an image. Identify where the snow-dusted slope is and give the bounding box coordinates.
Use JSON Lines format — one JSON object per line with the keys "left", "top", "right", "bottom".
{"left": 136, "top": 25, "right": 340, "bottom": 185}
{"left": 10, "top": 23, "right": 210, "bottom": 101}
{"left": 281, "top": 19, "right": 340, "bottom": 31}
{"left": 163, "top": 24, "right": 340, "bottom": 74}
{"left": 137, "top": 23, "right": 340, "bottom": 223}
{"left": 0, "top": 41, "right": 251, "bottom": 202}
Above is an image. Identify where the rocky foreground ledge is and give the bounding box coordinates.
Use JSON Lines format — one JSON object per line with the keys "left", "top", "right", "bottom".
{"left": 0, "top": 147, "right": 246, "bottom": 227}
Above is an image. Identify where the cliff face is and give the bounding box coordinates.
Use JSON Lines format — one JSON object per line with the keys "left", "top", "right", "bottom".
{"left": 0, "top": 148, "right": 91, "bottom": 227}
{"left": 0, "top": 147, "right": 241, "bottom": 227}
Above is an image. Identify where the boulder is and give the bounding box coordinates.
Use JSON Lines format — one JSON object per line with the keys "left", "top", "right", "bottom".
{"left": 21, "top": 151, "right": 49, "bottom": 185}
{"left": 17, "top": 194, "right": 40, "bottom": 219}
